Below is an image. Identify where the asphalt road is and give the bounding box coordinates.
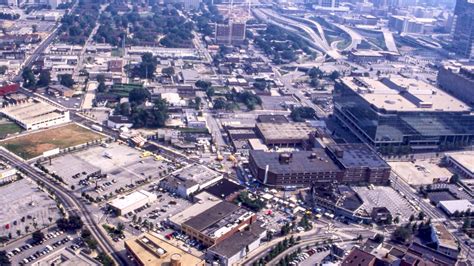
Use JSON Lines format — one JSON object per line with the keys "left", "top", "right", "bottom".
{"left": 0, "top": 149, "right": 127, "bottom": 265}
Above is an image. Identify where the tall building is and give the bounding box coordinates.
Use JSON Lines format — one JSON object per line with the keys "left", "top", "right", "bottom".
{"left": 334, "top": 76, "right": 474, "bottom": 153}
{"left": 215, "top": 21, "right": 246, "bottom": 45}
{"left": 451, "top": 0, "right": 474, "bottom": 59}
{"left": 437, "top": 61, "right": 474, "bottom": 106}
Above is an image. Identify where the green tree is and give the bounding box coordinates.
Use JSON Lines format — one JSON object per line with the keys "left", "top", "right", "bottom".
{"left": 0, "top": 250, "right": 11, "bottom": 266}
{"left": 116, "top": 222, "right": 124, "bottom": 234}
{"left": 0, "top": 65, "right": 7, "bottom": 75}
{"left": 291, "top": 107, "right": 316, "bottom": 122}
{"left": 161, "top": 67, "right": 174, "bottom": 76}
{"left": 133, "top": 53, "right": 157, "bottom": 79}
{"left": 32, "top": 230, "right": 44, "bottom": 244}
{"left": 37, "top": 70, "right": 51, "bottom": 87}
{"left": 96, "top": 74, "right": 106, "bottom": 83}
{"left": 97, "top": 81, "right": 106, "bottom": 93}
{"left": 194, "top": 97, "right": 201, "bottom": 110}
{"left": 129, "top": 87, "right": 150, "bottom": 105}
{"left": 394, "top": 216, "right": 400, "bottom": 224}
{"left": 418, "top": 211, "right": 425, "bottom": 221}
{"left": 329, "top": 70, "right": 340, "bottom": 81}
{"left": 195, "top": 80, "right": 211, "bottom": 89}
{"left": 392, "top": 226, "right": 412, "bottom": 244}
{"left": 21, "top": 67, "right": 36, "bottom": 88}
{"left": 206, "top": 87, "right": 215, "bottom": 98}
{"left": 58, "top": 74, "right": 74, "bottom": 88}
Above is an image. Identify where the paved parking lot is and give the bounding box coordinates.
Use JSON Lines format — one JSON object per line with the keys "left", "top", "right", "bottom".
{"left": 0, "top": 178, "right": 61, "bottom": 240}
{"left": 46, "top": 142, "right": 176, "bottom": 200}
{"left": 353, "top": 186, "right": 415, "bottom": 222}
{"left": 389, "top": 160, "right": 452, "bottom": 185}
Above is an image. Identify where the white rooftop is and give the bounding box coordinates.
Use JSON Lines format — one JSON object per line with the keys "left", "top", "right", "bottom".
{"left": 439, "top": 200, "right": 474, "bottom": 214}
{"left": 341, "top": 76, "right": 470, "bottom": 112}
{"left": 109, "top": 190, "right": 156, "bottom": 210}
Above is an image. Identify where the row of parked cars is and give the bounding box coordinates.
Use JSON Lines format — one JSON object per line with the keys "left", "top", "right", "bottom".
{"left": 289, "top": 245, "right": 332, "bottom": 265}
{"left": 20, "top": 236, "right": 73, "bottom": 265}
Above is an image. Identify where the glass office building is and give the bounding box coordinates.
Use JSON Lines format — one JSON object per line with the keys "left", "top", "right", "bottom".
{"left": 334, "top": 76, "right": 474, "bottom": 154}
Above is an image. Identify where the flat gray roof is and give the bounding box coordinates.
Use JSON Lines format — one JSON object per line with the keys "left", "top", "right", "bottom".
{"left": 340, "top": 76, "right": 470, "bottom": 112}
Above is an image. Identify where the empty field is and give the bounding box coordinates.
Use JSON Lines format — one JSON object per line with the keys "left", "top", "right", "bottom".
{"left": 1, "top": 123, "right": 103, "bottom": 159}
{"left": 0, "top": 122, "right": 22, "bottom": 139}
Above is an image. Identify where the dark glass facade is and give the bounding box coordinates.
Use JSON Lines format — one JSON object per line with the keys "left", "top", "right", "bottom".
{"left": 334, "top": 82, "right": 474, "bottom": 153}
{"left": 452, "top": 0, "right": 474, "bottom": 59}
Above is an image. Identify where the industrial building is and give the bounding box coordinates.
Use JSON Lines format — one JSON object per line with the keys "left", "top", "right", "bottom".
{"left": 437, "top": 61, "right": 474, "bottom": 106}
{"left": 181, "top": 202, "right": 256, "bottom": 247}
{"left": 125, "top": 233, "right": 205, "bottom": 266}
{"left": 334, "top": 76, "right": 474, "bottom": 153}
{"left": 107, "top": 190, "right": 157, "bottom": 216}
{"left": 0, "top": 98, "right": 70, "bottom": 130}
{"left": 255, "top": 122, "right": 314, "bottom": 147}
{"left": 159, "top": 164, "right": 223, "bottom": 198}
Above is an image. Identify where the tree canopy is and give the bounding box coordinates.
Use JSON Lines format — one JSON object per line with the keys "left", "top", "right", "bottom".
{"left": 290, "top": 107, "right": 316, "bottom": 122}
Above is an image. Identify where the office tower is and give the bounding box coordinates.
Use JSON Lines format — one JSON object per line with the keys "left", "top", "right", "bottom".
{"left": 215, "top": 21, "right": 246, "bottom": 45}
{"left": 451, "top": 0, "right": 474, "bottom": 59}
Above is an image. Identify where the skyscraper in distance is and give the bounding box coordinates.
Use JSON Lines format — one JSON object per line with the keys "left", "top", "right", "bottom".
{"left": 451, "top": 0, "right": 474, "bottom": 59}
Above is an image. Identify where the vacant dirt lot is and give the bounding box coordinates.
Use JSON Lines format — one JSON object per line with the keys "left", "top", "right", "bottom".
{"left": 1, "top": 123, "right": 103, "bottom": 159}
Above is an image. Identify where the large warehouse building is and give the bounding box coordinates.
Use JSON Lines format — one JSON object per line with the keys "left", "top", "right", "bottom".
{"left": 0, "top": 98, "right": 70, "bottom": 130}
{"left": 334, "top": 76, "right": 474, "bottom": 153}
{"left": 108, "top": 190, "right": 157, "bottom": 216}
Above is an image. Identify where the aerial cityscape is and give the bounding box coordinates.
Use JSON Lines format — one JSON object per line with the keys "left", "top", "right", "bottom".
{"left": 0, "top": 0, "right": 472, "bottom": 265}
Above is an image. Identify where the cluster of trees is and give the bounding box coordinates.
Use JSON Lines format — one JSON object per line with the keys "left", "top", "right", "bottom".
{"left": 130, "top": 53, "right": 158, "bottom": 79}
{"left": 22, "top": 68, "right": 69, "bottom": 89}
{"left": 58, "top": 74, "right": 74, "bottom": 88}
{"left": 56, "top": 215, "right": 83, "bottom": 232}
{"left": 96, "top": 252, "right": 115, "bottom": 266}
{"left": 306, "top": 67, "right": 340, "bottom": 89}
{"left": 31, "top": 230, "right": 44, "bottom": 244}
{"left": 252, "top": 236, "right": 299, "bottom": 266}
{"left": 193, "top": 1, "right": 223, "bottom": 36}
{"left": 59, "top": 1, "right": 103, "bottom": 45}
{"left": 392, "top": 218, "right": 433, "bottom": 245}
{"left": 277, "top": 244, "right": 305, "bottom": 266}
{"left": 95, "top": 7, "right": 193, "bottom": 48}
{"left": 298, "top": 214, "right": 313, "bottom": 231}
{"left": 0, "top": 65, "right": 7, "bottom": 75}
{"left": 236, "top": 191, "right": 265, "bottom": 212}
{"left": 127, "top": 87, "right": 162, "bottom": 127}
{"left": 81, "top": 228, "right": 98, "bottom": 250}
{"left": 0, "top": 251, "right": 10, "bottom": 265}
{"left": 195, "top": 80, "right": 214, "bottom": 98}
{"left": 280, "top": 222, "right": 293, "bottom": 236}
{"left": 290, "top": 107, "right": 316, "bottom": 122}
{"left": 0, "top": 13, "right": 20, "bottom": 20}
{"left": 233, "top": 91, "right": 262, "bottom": 110}
{"left": 253, "top": 79, "right": 268, "bottom": 91}
{"left": 255, "top": 25, "right": 313, "bottom": 64}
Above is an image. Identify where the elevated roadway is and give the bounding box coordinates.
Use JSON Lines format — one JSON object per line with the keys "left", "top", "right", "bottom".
{"left": 254, "top": 8, "right": 342, "bottom": 60}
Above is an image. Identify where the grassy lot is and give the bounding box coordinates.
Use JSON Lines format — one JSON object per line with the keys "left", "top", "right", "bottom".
{"left": 1, "top": 123, "right": 103, "bottom": 159}
{"left": 0, "top": 123, "right": 22, "bottom": 139}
